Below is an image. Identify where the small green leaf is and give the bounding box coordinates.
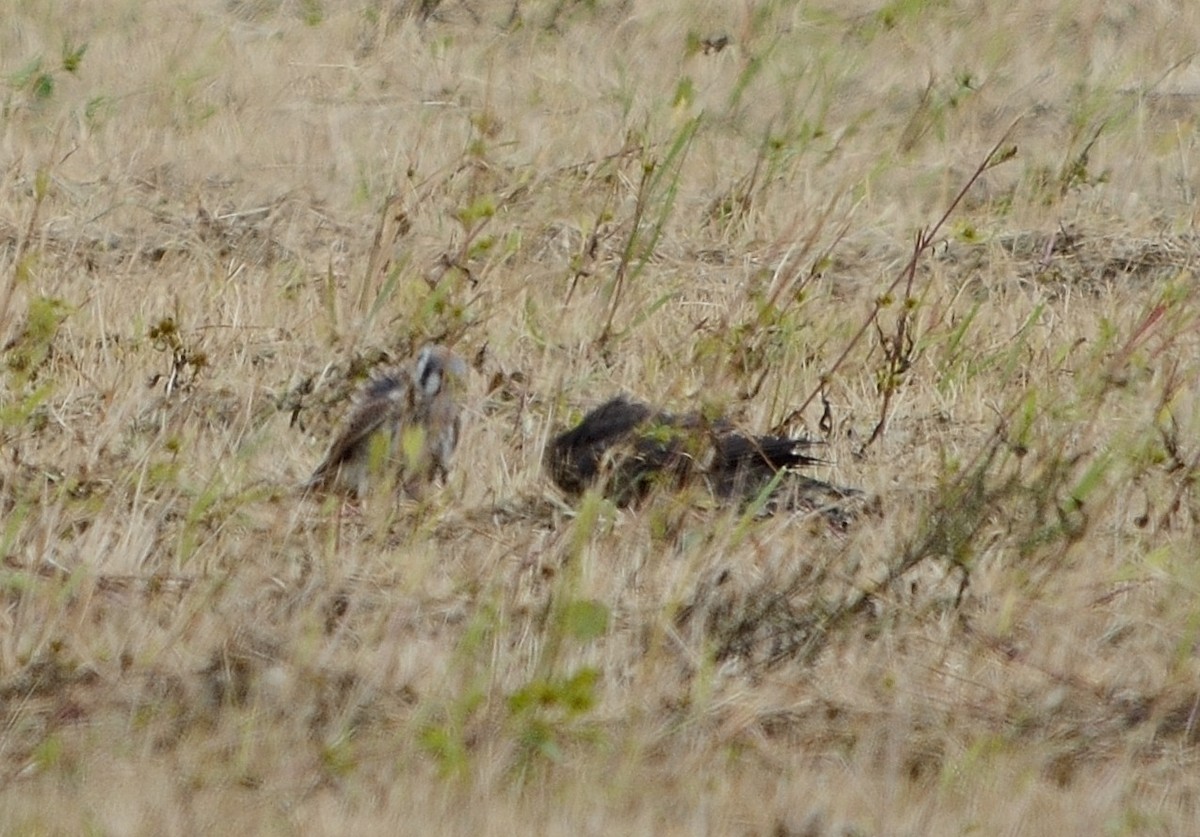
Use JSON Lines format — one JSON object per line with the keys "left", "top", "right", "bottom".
{"left": 563, "top": 599, "right": 609, "bottom": 641}
{"left": 61, "top": 41, "right": 87, "bottom": 74}
{"left": 33, "top": 72, "right": 55, "bottom": 100}
{"left": 560, "top": 667, "right": 600, "bottom": 713}
{"left": 401, "top": 425, "right": 428, "bottom": 471}
{"left": 672, "top": 76, "right": 694, "bottom": 108}
{"left": 456, "top": 195, "right": 496, "bottom": 227}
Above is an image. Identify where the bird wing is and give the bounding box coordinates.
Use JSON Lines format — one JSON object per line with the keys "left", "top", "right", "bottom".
{"left": 308, "top": 379, "right": 406, "bottom": 486}
{"left": 546, "top": 396, "right": 654, "bottom": 493}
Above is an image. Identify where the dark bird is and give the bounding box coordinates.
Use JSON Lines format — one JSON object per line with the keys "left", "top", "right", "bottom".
{"left": 307, "top": 344, "right": 467, "bottom": 498}
{"left": 545, "top": 395, "right": 855, "bottom": 516}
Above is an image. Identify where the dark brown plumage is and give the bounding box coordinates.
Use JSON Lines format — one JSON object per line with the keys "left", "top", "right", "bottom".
{"left": 545, "top": 395, "right": 846, "bottom": 512}
{"left": 307, "top": 344, "right": 467, "bottom": 498}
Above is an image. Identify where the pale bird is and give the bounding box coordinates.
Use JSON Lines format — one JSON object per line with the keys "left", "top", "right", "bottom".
{"left": 546, "top": 395, "right": 862, "bottom": 522}
{"left": 307, "top": 344, "right": 467, "bottom": 498}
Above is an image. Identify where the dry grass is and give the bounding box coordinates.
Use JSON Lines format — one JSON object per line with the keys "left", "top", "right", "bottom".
{"left": 3, "top": 1, "right": 1200, "bottom": 834}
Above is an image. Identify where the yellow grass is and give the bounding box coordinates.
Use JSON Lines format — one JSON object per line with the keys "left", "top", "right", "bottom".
{"left": 3, "top": 0, "right": 1200, "bottom": 833}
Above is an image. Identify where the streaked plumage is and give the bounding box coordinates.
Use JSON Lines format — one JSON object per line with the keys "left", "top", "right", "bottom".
{"left": 545, "top": 395, "right": 827, "bottom": 504}
{"left": 307, "top": 344, "right": 467, "bottom": 498}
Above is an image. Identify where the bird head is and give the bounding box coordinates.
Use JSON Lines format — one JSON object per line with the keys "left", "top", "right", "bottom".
{"left": 412, "top": 344, "right": 469, "bottom": 399}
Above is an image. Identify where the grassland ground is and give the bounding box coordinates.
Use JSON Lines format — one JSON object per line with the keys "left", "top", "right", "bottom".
{"left": 3, "top": 1, "right": 1200, "bottom": 834}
